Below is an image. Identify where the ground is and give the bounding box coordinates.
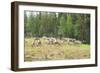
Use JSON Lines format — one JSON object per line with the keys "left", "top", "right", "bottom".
{"left": 24, "top": 38, "right": 90, "bottom": 61}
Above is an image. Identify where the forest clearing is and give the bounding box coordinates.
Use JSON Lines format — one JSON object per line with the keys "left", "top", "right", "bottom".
{"left": 24, "top": 37, "right": 90, "bottom": 61}
{"left": 24, "top": 11, "right": 90, "bottom": 61}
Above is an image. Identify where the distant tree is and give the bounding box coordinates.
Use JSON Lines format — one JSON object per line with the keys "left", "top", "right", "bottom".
{"left": 65, "top": 14, "right": 74, "bottom": 38}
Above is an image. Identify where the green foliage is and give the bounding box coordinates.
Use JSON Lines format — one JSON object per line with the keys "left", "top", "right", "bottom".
{"left": 66, "top": 14, "right": 74, "bottom": 37}
{"left": 24, "top": 11, "right": 90, "bottom": 44}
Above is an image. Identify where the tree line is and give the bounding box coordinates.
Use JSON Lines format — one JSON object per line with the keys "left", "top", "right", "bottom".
{"left": 24, "top": 11, "right": 90, "bottom": 44}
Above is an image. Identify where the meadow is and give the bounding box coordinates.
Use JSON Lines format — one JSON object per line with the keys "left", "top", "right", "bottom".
{"left": 24, "top": 38, "right": 90, "bottom": 61}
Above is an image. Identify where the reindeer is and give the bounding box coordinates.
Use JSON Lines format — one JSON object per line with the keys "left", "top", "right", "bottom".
{"left": 32, "top": 38, "right": 41, "bottom": 47}
{"left": 74, "top": 40, "right": 82, "bottom": 45}
{"left": 68, "top": 38, "right": 82, "bottom": 45}
{"left": 44, "top": 37, "right": 60, "bottom": 45}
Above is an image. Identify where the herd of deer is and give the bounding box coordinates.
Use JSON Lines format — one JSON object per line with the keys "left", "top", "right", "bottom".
{"left": 30, "top": 36, "right": 82, "bottom": 47}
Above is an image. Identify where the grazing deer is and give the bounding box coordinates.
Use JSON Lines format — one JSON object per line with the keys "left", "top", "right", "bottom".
{"left": 74, "top": 40, "right": 82, "bottom": 45}
{"left": 32, "top": 38, "right": 41, "bottom": 47}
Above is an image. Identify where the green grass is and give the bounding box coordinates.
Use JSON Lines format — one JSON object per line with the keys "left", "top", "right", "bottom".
{"left": 24, "top": 38, "right": 90, "bottom": 61}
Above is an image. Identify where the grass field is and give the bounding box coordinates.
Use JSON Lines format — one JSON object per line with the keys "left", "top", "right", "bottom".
{"left": 24, "top": 38, "right": 90, "bottom": 61}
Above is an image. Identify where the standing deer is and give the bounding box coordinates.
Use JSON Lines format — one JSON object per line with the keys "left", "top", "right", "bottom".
{"left": 32, "top": 38, "right": 41, "bottom": 47}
